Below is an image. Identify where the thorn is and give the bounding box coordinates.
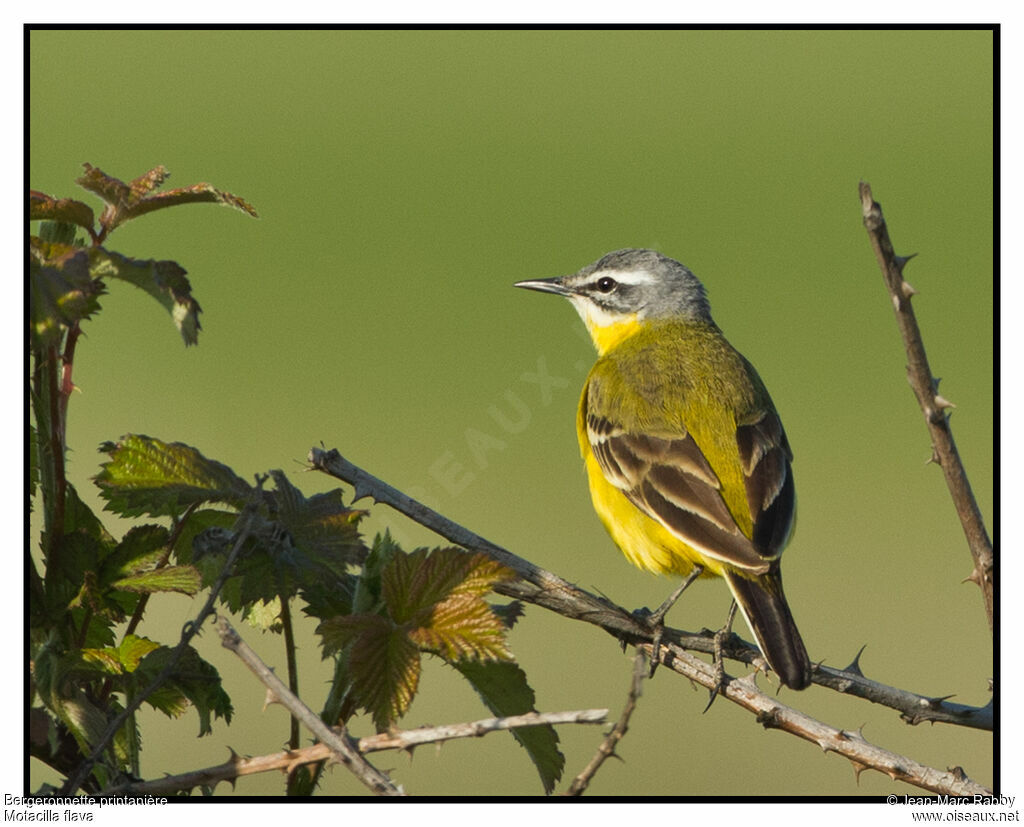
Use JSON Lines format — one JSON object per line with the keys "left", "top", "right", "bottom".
{"left": 926, "top": 694, "right": 956, "bottom": 708}
{"left": 353, "top": 483, "right": 371, "bottom": 502}
{"left": 815, "top": 737, "right": 832, "bottom": 753}
{"left": 263, "top": 684, "right": 281, "bottom": 711}
{"left": 948, "top": 766, "right": 968, "bottom": 782}
{"left": 933, "top": 394, "right": 956, "bottom": 411}
{"left": 850, "top": 759, "right": 870, "bottom": 784}
{"left": 894, "top": 253, "right": 918, "bottom": 273}
{"left": 964, "top": 568, "right": 982, "bottom": 585}
{"left": 925, "top": 448, "right": 941, "bottom": 466}
{"left": 900, "top": 280, "right": 918, "bottom": 298}
{"left": 843, "top": 645, "right": 867, "bottom": 676}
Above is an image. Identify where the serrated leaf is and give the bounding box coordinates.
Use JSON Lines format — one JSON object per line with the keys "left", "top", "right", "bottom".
{"left": 492, "top": 601, "right": 526, "bottom": 630}
{"left": 171, "top": 508, "right": 238, "bottom": 566}
{"left": 382, "top": 547, "right": 515, "bottom": 625}
{"left": 29, "top": 191, "right": 96, "bottom": 234}
{"left": 299, "top": 572, "right": 358, "bottom": 624}
{"left": 122, "top": 181, "right": 259, "bottom": 223}
{"left": 243, "top": 597, "right": 283, "bottom": 632}
{"left": 318, "top": 614, "right": 420, "bottom": 731}
{"left": 64, "top": 482, "right": 116, "bottom": 547}
{"left": 86, "top": 246, "right": 201, "bottom": 345}
{"left": 128, "top": 165, "right": 171, "bottom": 199}
{"left": 82, "top": 635, "right": 161, "bottom": 675}
{"left": 76, "top": 163, "right": 132, "bottom": 206}
{"left": 112, "top": 565, "right": 201, "bottom": 595}
{"left": 39, "top": 220, "right": 80, "bottom": 245}
{"left": 408, "top": 594, "right": 512, "bottom": 662}
{"left": 29, "top": 239, "right": 105, "bottom": 348}
{"left": 135, "top": 645, "right": 232, "bottom": 735}
{"left": 453, "top": 660, "right": 564, "bottom": 795}
{"left": 54, "top": 693, "right": 110, "bottom": 755}
{"left": 268, "top": 470, "right": 367, "bottom": 572}
{"left": 352, "top": 532, "right": 401, "bottom": 614}
{"left": 95, "top": 434, "right": 251, "bottom": 518}
{"left": 76, "top": 163, "right": 258, "bottom": 233}
{"left": 100, "top": 524, "right": 170, "bottom": 580}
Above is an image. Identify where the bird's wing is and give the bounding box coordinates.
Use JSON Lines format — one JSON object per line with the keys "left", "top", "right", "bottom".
{"left": 584, "top": 380, "right": 793, "bottom": 574}
{"left": 735, "top": 408, "right": 796, "bottom": 557}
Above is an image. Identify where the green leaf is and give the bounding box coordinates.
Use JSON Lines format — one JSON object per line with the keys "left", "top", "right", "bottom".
{"left": 86, "top": 246, "right": 201, "bottom": 345}
{"left": 268, "top": 470, "right": 367, "bottom": 573}
{"left": 38, "top": 220, "right": 81, "bottom": 246}
{"left": 352, "top": 532, "right": 402, "bottom": 614}
{"left": 33, "top": 642, "right": 111, "bottom": 756}
{"left": 135, "top": 645, "right": 232, "bottom": 735}
{"left": 243, "top": 597, "right": 283, "bottom": 632}
{"left": 29, "top": 424, "right": 39, "bottom": 506}
{"left": 100, "top": 524, "right": 170, "bottom": 579}
{"left": 64, "top": 482, "right": 116, "bottom": 547}
{"left": 318, "top": 613, "right": 420, "bottom": 732}
{"left": 453, "top": 660, "right": 564, "bottom": 795}
{"left": 491, "top": 601, "right": 526, "bottom": 630}
{"left": 95, "top": 434, "right": 251, "bottom": 518}
{"left": 112, "top": 565, "right": 201, "bottom": 596}
{"left": 82, "top": 635, "right": 161, "bottom": 675}
{"left": 29, "top": 239, "right": 105, "bottom": 348}
{"left": 171, "top": 508, "right": 238, "bottom": 566}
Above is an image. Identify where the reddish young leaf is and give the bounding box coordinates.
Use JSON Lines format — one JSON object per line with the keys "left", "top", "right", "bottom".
{"left": 29, "top": 191, "right": 96, "bottom": 235}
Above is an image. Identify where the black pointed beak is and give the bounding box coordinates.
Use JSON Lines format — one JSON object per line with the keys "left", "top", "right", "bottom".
{"left": 513, "top": 276, "right": 574, "bottom": 296}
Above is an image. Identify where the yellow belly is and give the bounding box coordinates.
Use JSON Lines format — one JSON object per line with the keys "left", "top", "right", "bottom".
{"left": 583, "top": 450, "right": 726, "bottom": 579}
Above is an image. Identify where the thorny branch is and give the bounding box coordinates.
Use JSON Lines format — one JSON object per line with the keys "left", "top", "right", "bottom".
{"left": 563, "top": 648, "right": 648, "bottom": 796}
{"left": 215, "top": 617, "right": 403, "bottom": 797}
{"left": 308, "top": 447, "right": 990, "bottom": 732}
{"left": 859, "top": 181, "right": 994, "bottom": 633}
{"left": 97, "top": 709, "right": 608, "bottom": 797}
{"left": 309, "top": 446, "right": 991, "bottom": 796}
{"left": 60, "top": 505, "right": 260, "bottom": 796}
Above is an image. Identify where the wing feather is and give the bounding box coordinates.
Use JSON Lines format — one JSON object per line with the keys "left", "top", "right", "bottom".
{"left": 585, "top": 379, "right": 794, "bottom": 572}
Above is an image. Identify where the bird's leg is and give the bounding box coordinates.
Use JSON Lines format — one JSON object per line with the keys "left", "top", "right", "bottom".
{"left": 638, "top": 564, "right": 704, "bottom": 676}
{"left": 703, "top": 599, "right": 738, "bottom": 713}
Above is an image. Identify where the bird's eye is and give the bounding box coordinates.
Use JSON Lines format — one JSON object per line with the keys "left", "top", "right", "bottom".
{"left": 596, "top": 276, "right": 617, "bottom": 293}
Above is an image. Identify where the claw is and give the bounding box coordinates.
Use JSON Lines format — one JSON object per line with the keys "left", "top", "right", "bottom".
{"left": 703, "top": 601, "right": 738, "bottom": 713}
{"left": 634, "top": 565, "right": 704, "bottom": 678}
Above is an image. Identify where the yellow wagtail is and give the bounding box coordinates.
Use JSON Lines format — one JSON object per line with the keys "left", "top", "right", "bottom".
{"left": 516, "top": 248, "right": 811, "bottom": 690}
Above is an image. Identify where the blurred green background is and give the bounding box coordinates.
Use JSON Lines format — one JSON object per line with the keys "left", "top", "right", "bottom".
{"left": 29, "top": 29, "right": 993, "bottom": 797}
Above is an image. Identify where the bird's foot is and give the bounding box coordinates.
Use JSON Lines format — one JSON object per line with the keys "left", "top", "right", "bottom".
{"left": 703, "top": 601, "right": 738, "bottom": 712}
{"left": 632, "top": 565, "right": 705, "bottom": 677}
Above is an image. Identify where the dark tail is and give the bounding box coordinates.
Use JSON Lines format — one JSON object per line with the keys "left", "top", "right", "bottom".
{"left": 723, "top": 567, "right": 811, "bottom": 690}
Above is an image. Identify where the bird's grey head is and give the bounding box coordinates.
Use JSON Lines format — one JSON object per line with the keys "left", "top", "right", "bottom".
{"left": 517, "top": 249, "right": 712, "bottom": 324}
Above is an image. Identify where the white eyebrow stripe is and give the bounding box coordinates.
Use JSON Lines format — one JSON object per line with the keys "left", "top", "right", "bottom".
{"left": 593, "top": 269, "right": 655, "bottom": 286}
